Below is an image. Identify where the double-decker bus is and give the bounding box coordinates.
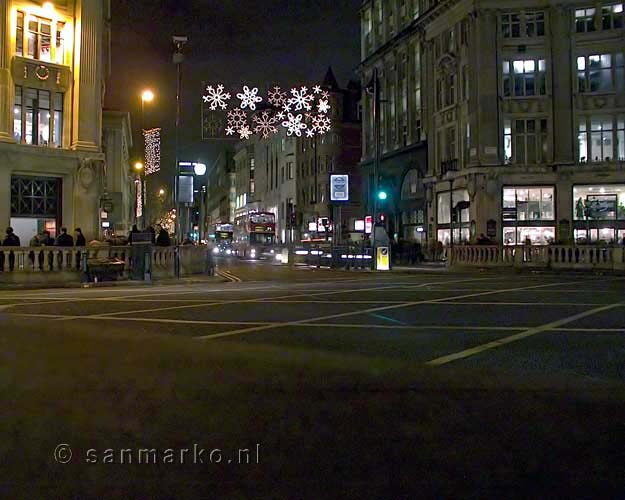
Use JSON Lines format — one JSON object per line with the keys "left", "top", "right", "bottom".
{"left": 233, "top": 212, "right": 276, "bottom": 259}
{"left": 208, "top": 223, "right": 234, "bottom": 255}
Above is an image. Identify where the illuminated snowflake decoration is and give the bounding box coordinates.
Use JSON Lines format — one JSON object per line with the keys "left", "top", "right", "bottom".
{"left": 288, "top": 86, "right": 314, "bottom": 111}
{"left": 202, "top": 84, "right": 231, "bottom": 110}
{"left": 317, "top": 99, "right": 331, "bottom": 114}
{"left": 238, "top": 125, "right": 253, "bottom": 140}
{"left": 281, "top": 113, "right": 307, "bottom": 137}
{"left": 227, "top": 108, "right": 247, "bottom": 129}
{"left": 253, "top": 110, "right": 279, "bottom": 139}
{"left": 267, "top": 86, "right": 288, "bottom": 108}
{"left": 225, "top": 126, "right": 236, "bottom": 136}
{"left": 237, "top": 85, "right": 263, "bottom": 111}
{"left": 321, "top": 90, "right": 330, "bottom": 100}
{"left": 311, "top": 114, "right": 331, "bottom": 134}
{"left": 305, "top": 129, "right": 315, "bottom": 138}
{"left": 313, "top": 85, "right": 322, "bottom": 94}
{"left": 276, "top": 111, "right": 285, "bottom": 121}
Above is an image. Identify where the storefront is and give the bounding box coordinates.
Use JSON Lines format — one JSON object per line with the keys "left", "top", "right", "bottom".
{"left": 436, "top": 189, "right": 470, "bottom": 244}
{"left": 502, "top": 186, "right": 555, "bottom": 245}
{"left": 572, "top": 184, "right": 625, "bottom": 243}
{"left": 10, "top": 175, "right": 61, "bottom": 243}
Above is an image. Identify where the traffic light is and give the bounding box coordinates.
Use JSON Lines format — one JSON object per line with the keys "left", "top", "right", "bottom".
{"left": 377, "top": 190, "right": 388, "bottom": 201}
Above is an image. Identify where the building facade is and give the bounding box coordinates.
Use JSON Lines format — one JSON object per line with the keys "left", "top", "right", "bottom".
{"left": 360, "top": 0, "right": 429, "bottom": 244}
{"left": 102, "top": 110, "right": 134, "bottom": 236}
{"left": 0, "top": 0, "right": 110, "bottom": 243}
{"left": 360, "top": 0, "right": 625, "bottom": 247}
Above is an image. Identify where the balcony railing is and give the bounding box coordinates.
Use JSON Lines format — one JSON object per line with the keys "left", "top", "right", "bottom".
{"left": 440, "top": 158, "right": 459, "bottom": 176}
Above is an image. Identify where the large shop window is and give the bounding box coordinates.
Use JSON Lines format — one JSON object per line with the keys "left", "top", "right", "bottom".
{"left": 504, "top": 118, "right": 548, "bottom": 164}
{"left": 502, "top": 187, "right": 555, "bottom": 245}
{"left": 577, "top": 114, "right": 625, "bottom": 162}
{"left": 437, "top": 190, "right": 470, "bottom": 245}
{"left": 573, "top": 185, "right": 625, "bottom": 221}
{"left": 14, "top": 86, "right": 63, "bottom": 147}
{"left": 577, "top": 53, "right": 625, "bottom": 93}
{"left": 502, "top": 59, "right": 546, "bottom": 97}
{"left": 573, "top": 184, "right": 625, "bottom": 243}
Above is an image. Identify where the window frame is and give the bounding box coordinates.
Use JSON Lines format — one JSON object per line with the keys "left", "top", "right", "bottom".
{"left": 502, "top": 58, "right": 547, "bottom": 97}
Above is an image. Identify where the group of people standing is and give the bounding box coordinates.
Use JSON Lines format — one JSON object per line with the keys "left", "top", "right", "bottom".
{"left": 0, "top": 226, "right": 87, "bottom": 272}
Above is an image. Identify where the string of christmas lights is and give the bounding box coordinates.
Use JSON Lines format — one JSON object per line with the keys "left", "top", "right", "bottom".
{"left": 202, "top": 84, "right": 332, "bottom": 140}
{"left": 143, "top": 128, "right": 161, "bottom": 175}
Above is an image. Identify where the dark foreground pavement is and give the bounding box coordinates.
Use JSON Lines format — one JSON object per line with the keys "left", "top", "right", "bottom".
{"left": 1, "top": 265, "right": 624, "bottom": 498}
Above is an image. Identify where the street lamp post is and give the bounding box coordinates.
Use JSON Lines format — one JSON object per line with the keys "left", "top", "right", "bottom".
{"left": 172, "top": 35, "right": 188, "bottom": 278}
{"left": 140, "top": 90, "right": 154, "bottom": 227}
{"left": 134, "top": 162, "right": 144, "bottom": 227}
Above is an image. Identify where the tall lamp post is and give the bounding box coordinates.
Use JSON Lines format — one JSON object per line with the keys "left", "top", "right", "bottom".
{"left": 140, "top": 90, "right": 154, "bottom": 226}
{"left": 134, "top": 162, "right": 144, "bottom": 226}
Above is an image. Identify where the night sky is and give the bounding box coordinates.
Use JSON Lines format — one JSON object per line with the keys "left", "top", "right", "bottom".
{"left": 105, "top": 0, "right": 362, "bottom": 193}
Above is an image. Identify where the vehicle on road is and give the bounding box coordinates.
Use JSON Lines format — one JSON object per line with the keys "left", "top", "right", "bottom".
{"left": 233, "top": 212, "right": 276, "bottom": 259}
{"left": 209, "top": 223, "right": 234, "bottom": 256}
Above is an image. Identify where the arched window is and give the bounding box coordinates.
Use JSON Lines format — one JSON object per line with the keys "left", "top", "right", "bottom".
{"left": 401, "top": 169, "right": 422, "bottom": 200}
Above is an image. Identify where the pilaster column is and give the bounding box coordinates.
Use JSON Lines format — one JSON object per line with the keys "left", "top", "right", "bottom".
{"left": 71, "top": 0, "right": 103, "bottom": 152}
{"left": 475, "top": 9, "right": 499, "bottom": 165}
{"left": 550, "top": 5, "right": 574, "bottom": 164}
{"left": 0, "top": 0, "right": 14, "bottom": 143}
{"left": 0, "top": 160, "right": 11, "bottom": 227}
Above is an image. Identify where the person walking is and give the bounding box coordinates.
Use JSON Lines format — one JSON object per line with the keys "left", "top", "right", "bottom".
{"left": 156, "top": 225, "right": 171, "bottom": 247}
{"left": 75, "top": 228, "right": 86, "bottom": 246}
{"left": 1, "top": 227, "right": 21, "bottom": 272}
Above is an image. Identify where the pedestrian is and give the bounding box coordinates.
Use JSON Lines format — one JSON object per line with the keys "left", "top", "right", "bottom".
{"left": 74, "top": 228, "right": 86, "bottom": 270}
{"left": 146, "top": 225, "right": 156, "bottom": 244}
{"left": 55, "top": 227, "right": 74, "bottom": 247}
{"left": 75, "top": 228, "right": 86, "bottom": 246}
{"left": 477, "top": 233, "right": 489, "bottom": 245}
{"left": 156, "top": 225, "right": 171, "bottom": 247}
{"left": 128, "top": 224, "right": 139, "bottom": 245}
{"left": 28, "top": 232, "right": 42, "bottom": 269}
{"left": 0, "top": 227, "right": 21, "bottom": 272}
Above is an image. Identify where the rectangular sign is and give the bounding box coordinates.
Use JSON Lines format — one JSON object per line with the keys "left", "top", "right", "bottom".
{"left": 330, "top": 174, "right": 349, "bottom": 202}
{"left": 365, "top": 215, "right": 373, "bottom": 234}
{"left": 178, "top": 175, "right": 194, "bottom": 204}
{"left": 354, "top": 219, "right": 365, "bottom": 231}
{"left": 376, "top": 246, "right": 390, "bottom": 271}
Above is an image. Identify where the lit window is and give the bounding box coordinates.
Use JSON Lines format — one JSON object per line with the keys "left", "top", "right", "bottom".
{"left": 14, "top": 85, "right": 61, "bottom": 147}
{"left": 503, "top": 118, "right": 548, "bottom": 164}
{"left": 576, "top": 8, "right": 596, "bottom": 32}
{"left": 502, "top": 58, "right": 546, "bottom": 97}
{"left": 55, "top": 21, "right": 66, "bottom": 64}
{"left": 16, "top": 12, "right": 24, "bottom": 56}
{"left": 26, "top": 14, "right": 53, "bottom": 62}
{"left": 602, "top": 3, "right": 624, "bottom": 29}
{"left": 577, "top": 114, "right": 625, "bottom": 162}
{"left": 577, "top": 53, "right": 625, "bottom": 92}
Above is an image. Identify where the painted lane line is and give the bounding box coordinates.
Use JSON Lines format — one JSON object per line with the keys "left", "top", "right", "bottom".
{"left": 368, "top": 312, "right": 407, "bottom": 326}
{"left": 195, "top": 280, "right": 589, "bottom": 340}
{"left": 424, "top": 302, "right": 624, "bottom": 366}
{"left": 33, "top": 276, "right": 496, "bottom": 322}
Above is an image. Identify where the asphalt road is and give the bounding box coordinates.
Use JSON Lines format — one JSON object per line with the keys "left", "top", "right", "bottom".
{"left": 2, "top": 261, "right": 623, "bottom": 382}
{"left": 2, "top": 261, "right": 625, "bottom": 498}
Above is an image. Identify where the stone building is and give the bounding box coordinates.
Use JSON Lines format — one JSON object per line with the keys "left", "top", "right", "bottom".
{"left": 102, "top": 110, "right": 134, "bottom": 236}
{"left": 359, "top": 0, "right": 428, "bottom": 244}
{"left": 0, "top": 0, "right": 110, "bottom": 243}
{"left": 360, "top": 0, "right": 625, "bottom": 246}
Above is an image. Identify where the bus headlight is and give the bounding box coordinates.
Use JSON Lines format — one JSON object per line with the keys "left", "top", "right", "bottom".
{"left": 250, "top": 249, "right": 256, "bottom": 258}
{"left": 226, "top": 249, "right": 232, "bottom": 255}
{"left": 212, "top": 247, "right": 220, "bottom": 255}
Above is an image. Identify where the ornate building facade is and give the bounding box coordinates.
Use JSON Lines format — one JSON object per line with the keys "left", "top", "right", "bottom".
{"left": 361, "top": 0, "right": 625, "bottom": 246}
{"left": 0, "top": 0, "right": 110, "bottom": 242}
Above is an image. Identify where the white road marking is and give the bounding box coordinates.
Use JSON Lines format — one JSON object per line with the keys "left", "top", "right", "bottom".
{"left": 425, "top": 302, "right": 624, "bottom": 366}
{"left": 73, "top": 277, "right": 495, "bottom": 320}
{"left": 195, "top": 280, "right": 591, "bottom": 340}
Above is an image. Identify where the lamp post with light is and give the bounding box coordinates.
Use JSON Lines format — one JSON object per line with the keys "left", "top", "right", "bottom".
{"left": 134, "top": 161, "right": 144, "bottom": 227}
{"left": 140, "top": 90, "right": 154, "bottom": 225}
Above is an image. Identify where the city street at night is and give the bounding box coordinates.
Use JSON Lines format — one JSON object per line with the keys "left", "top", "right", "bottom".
{"left": 1, "top": 264, "right": 625, "bottom": 497}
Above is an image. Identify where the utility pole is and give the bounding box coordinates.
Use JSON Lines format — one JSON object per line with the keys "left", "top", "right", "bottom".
{"left": 372, "top": 67, "right": 381, "bottom": 267}
{"left": 173, "top": 35, "right": 187, "bottom": 277}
